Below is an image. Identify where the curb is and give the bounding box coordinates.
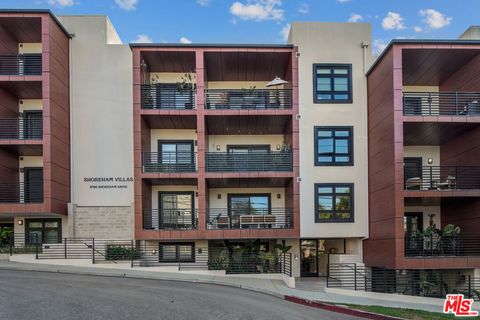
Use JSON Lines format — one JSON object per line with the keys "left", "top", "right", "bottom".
{"left": 285, "top": 296, "right": 404, "bottom": 320}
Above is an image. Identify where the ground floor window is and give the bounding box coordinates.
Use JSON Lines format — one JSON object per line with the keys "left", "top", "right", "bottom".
{"left": 158, "top": 242, "right": 195, "bottom": 263}
{"left": 25, "top": 219, "right": 61, "bottom": 244}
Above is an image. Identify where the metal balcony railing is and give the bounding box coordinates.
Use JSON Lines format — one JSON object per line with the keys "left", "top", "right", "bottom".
{"left": 403, "top": 92, "right": 480, "bottom": 116}
{"left": 0, "top": 54, "right": 42, "bottom": 76}
{"left": 405, "top": 233, "right": 480, "bottom": 257}
{"left": 0, "top": 182, "right": 43, "bottom": 203}
{"left": 141, "top": 84, "right": 195, "bottom": 109}
{"left": 143, "top": 209, "right": 198, "bottom": 230}
{"left": 142, "top": 152, "right": 197, "bottom": 173}
{"left": 0, "top": 117, "right": 42, "bottom": 140}
{"left": 404, "top": 166, "right": 480, "bottom": 190}
{"left": 205, "top": 89, "right": 292, "bottom": 110}
{"left": 206, "top": 207, "right": 293, "bottom": 230}
{"left": 205, "top": 152, "right": 292, "bottom": 172}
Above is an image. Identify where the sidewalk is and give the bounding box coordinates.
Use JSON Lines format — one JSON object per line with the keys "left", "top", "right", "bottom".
{"left": 0, "top": 256, "right": 474, "bottom": 314}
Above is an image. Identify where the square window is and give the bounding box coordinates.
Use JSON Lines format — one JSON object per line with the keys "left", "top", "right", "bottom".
{"left": 313, "top": 64, "right": 352, "bottom": 103}
{"left": 315, "top": 183, "right": 354, "bottom": 223}
{"left": 315, "top": 127, "right": 353, "bottom": 166}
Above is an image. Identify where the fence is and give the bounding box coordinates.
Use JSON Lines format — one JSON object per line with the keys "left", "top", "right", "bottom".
{"left": 404, "top": 166, "right": 480, "bottom": 191}
{"left": 205, "top": 89, "right": 292, "bottom": 110}
{"left": 0, "top": 54, "right": 42, "bottom": 76}
{"left": 327, "top": 263, "right": 480, "bottom": 300}
{"left": 403, "top": 92, "right": 480, "bottom": 116}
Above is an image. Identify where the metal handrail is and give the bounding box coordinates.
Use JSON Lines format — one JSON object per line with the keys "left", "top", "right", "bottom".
{"left": 142, "top": 208, "right": 198, "bottom": 230}
{"left": 141, "top": 83, "right": 195, "bottom": 109}
{"left": 205, "top": 88, "right": 292, "bottom": 110}
{"left": 142, "top": 152, "right": 197, "bottom": 173}
{"left": 206, "top": 207, "right": 294, "bottom": 229}
{"left": 403, "top": 92, "right": 480, "bottom": 116}
{"left": 0, "top": 54, "right": 42, "bottom": 76}
{"left": 0, "top": 182, "right": 43, "bottom": 203}
{"left": 205, "top": 151, "right": 292, "bottom": 172}
{"left": 404, "top": 166, "right": 480, "bottom": 190}
{"left": 0, "top": 117, "right": 42, "bottom": 140}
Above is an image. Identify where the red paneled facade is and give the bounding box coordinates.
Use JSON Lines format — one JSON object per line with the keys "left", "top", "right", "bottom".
{"left": 365, "top": 41, "right": 480, "bottom": 270}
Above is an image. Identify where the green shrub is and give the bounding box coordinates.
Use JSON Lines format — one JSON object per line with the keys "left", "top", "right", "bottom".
{"left": 105, "top": 245, "right": 140, "bottom": 261}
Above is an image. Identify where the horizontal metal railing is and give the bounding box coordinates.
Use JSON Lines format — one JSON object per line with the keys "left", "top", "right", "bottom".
{"left": 142, "top": 209, "right": 198, "bottom": 230}
{"left": 405, "top": 233, "right": 480, "bottom": 257}
{"left": 141, "top": 84, "right": 195, "bottom": 109}
{"left": 142, "top": 152, "right": 197, "bottom": 173}
{"left": 327, "top": 263, "right": 480, "bottom": 300}
{"left": 403, "top": 92, "right": 480, "bottom": 116}
{"left": 0, "top": 182, "right": 43, "bottom": 203}
{"left": 206, "top": 207, "right": 293, "bottom": 230}
{"left": 404, "top": 166, "right": 480, "bottom": 190}
{"left": 0, "top": 117, "right": 42, "bottom": 140}
{"left": 0, "top": 233, "right": 38, "bottom": 254}
{"left": 205, "top": 89, "right": 292, "bottom": 110}
{"left": 0, "top": 54, "right": 42, "bottom": 76}
{"left": 205, "top": 152, "right": 292, "bottom": 172}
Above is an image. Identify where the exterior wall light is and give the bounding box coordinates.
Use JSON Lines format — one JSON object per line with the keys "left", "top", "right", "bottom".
{"left": 217, "top": 194, "right": 221, "bottom": 199}
{"left": 18, "top": 219, "right": 23, "bottom": 226}
{"left": 277, "top": 194, "right": 281, "bottom": 199}
{"left": 427, "top": 158, "right": 433, "bottom": 164}
{"left": 216, "top": 145, "right": 221, "bottom": 151}
{"left": 151, "top": 249, "right": 157, "bottom": 255}
{"left": 276, "top": 144, "right": 281, "bottom": 151}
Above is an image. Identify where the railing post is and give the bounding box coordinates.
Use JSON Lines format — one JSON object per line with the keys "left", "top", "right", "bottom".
{"left": 92, "top": 238, "right": 95, "bottom": 264}
{"left": 468, "top": 275, "right": 472, "bottom": 298}
{"left": 35, "top": 234, "right": 39, "bottom": 260}
{"left": 326, "top": 263, "right": 329, "bottom": 287}
{"left": 455, "top": 92, "right": 458, "bottom": 115}
{"left": 64, "top": 237, "right": 67, "bottom": 259}
{"left": 428, "top": 92, "right": 432, "bottom": 115}
{"left": 9, "top": 234, "right": 13, "bottom": 256}
{"left": 289, "top": 253, "right": 292, "bottom": 277}
{"left": 131, "top": 240, "right": 134, "bottom": 268}
{"left": 429, "top": 166, "right": 433, "bottom": 190}
{"left": 354, "top": 264, "right": 357, "bottom": 290}
{"left": 177, "top": 245, "right": 181, "bottom": 271}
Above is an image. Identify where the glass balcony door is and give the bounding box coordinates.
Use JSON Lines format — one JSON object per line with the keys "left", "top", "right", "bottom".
{"left": 158, "top": 192, "right": 194, "bottom": 229}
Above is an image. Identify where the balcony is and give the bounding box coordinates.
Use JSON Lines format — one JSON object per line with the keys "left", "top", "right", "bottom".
{"left": 405, "top": 233, "right": 480, "bottom": 257}
{"left": 403, "top": 92, "right": 480, "bottom": 116}
{"left": 141, "top": 84, "right": 195, "bottom": 110}
{"left": 205, "top": 152, "right": 292, "bottom": 172}
{"left": 0, "top": 117, "right": 42, "bottom": 140}
{"left": 0, "top": 182, "right": 43, "bottom": 203}
{"left": 0, "top": 54, "right": 42, "bottom": 76}
{"left": 206, "top": 208, "right": 293, "bottom": 230}
{"left": 404, "top": 166, "right": 480, "bottom": 191}
{"left": 205, "top": 89, "right": 291, "bottom": 110}
{"left": 142, "top": 152, "right": 197, "bottom": 173}
{"left": 143, "top": 209, "right": 197, "bottom": 230}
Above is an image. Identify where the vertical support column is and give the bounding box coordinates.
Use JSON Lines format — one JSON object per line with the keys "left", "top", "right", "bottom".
{"left": 195, "top": 50, "right": 207, "bottom": 233}
{"left": 291, "top": 47, "right": 300, "bottom": 234}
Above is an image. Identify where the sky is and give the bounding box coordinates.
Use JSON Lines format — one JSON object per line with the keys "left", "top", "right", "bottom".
{"left": 2, "top": 0, "right": 480, "bottom": 53}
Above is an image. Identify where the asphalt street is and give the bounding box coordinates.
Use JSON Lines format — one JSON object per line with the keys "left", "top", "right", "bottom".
{"left": 0, "top": 269, "right": 363, "bottom": 320}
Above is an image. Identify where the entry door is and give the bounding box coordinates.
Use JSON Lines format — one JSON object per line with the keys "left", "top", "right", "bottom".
{"left": 23, "top": 110, "right": 42, "bottom": 139}
{"left": 300, "top": 239, "right": 318, "bottom": 277}
{"left": 24, "top": 168, "right": 43, "bottom": 203}
{"left": 159, "top": 192, "right": 194, "bottom": 229}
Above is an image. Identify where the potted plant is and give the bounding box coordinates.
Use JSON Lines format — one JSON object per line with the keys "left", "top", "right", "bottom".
{"left": 176, "top": 71, "right": 196, "bottom": 109}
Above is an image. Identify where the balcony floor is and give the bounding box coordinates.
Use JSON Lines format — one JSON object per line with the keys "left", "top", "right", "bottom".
{"left": 404, "top": 189, "right": 480, "bottom": 198}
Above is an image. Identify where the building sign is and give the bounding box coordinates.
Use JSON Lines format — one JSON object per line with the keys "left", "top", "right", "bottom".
{"left": 83, "top": 177, "right": 134, "bottom": 190}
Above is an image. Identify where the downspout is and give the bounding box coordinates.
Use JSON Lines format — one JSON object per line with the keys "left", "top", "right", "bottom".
{"left": 68, "top": 33, "right": 75, "bottom": 237}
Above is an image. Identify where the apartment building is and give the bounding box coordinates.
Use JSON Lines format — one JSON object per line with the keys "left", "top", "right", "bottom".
{"left": 0, "top": 10, "right": 70, "bottom": 245}
{"left": 289, "top": 23, "right": 372, "bottom": 277}
{"left": 365, "top": 39, "right": 480, "bottom": 282}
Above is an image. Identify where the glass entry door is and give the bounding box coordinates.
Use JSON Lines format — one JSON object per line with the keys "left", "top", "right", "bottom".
{"left": 228, "top": 194, "right": 270, "bottom": 228}
{"left": 300, "top": 239, "right": 318, "bottom": 277}
{"left": 158, "top": 192, "right": 194, "bottom": 229}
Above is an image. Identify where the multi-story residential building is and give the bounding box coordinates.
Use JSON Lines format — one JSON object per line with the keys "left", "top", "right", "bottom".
{"left": 130, "top": 43, "right": 301, "bottom": 267}
{"left": 289, "top": 23, "right": 372, "bottom": 277}
{"left": 0, "top": 10, "right": 70, "bottom": 245}
{"left": 365, "top": 39, "right": 480, "bottom": 281}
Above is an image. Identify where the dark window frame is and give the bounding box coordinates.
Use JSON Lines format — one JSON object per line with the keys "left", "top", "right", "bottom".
{"left": 314, "top": 183, "right": 354, "bottom": 223}
{"left": 158, "top": 242, "right": 195, "bottom": 263}
{"left": 314, "top": 126, "right": 354, "bottom": 166}
{"left": 157, "top": 139, "right": 194, "bottom": 164}
{"left": 313, "top": 64, "right": 353, "bottom": 104}
{"left": 158, "top": 191, "right": 195, "bottom": 228}
{"left": 227, "top": 193, "right": 272, "bottom": 213}
{"left": 25, "top": 218, "right": 62, "bottom": 244}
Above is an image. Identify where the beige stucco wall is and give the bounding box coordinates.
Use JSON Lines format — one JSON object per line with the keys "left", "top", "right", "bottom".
{"left": 58, "top": 16, "right": 134, "bottom": 208}
{"left": 289, "top": 22, "right": 371, "bottom": 239}
{"left": 404, "top": 146, "right": 440, "bottom": 166}
{"left": 208, "top": 188, "right": 285, "bottom": 208}
{"left": 150, "top": 129, "right": 197, "bottom": 152}
{"left": 18, "top": 43, "right": 42, "bottom": 54}
{"left": 150, "top": 72, "right": 194, "bottom": 84}
{"left": 404, "top": 206, "right": 441, "bottom": 230}
{"left": 403, "top": 86, "right": 439, "bottom": 93}
{"left": 207, "top": 135, "right": 284, "bottom": 152}
{"left": 19, "top": 99, "right": 42, "bottom": 112}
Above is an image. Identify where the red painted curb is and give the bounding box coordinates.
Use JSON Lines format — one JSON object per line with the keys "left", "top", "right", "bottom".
{"left": 285, "top": 296, "right": 402, "bottom": 320}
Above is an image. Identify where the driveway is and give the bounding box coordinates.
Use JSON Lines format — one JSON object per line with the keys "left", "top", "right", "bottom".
{"left": 0, "top": 269, "right": 362, "bottom": 320}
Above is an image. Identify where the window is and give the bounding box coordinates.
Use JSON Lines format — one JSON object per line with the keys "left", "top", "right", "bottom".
{"left": 158, "top": 140, "right": 194, "bottom": 165}
{"left": 315, "top": 127, "right": 353, "bottom": 166}
{"left": 25, "top": 218, "right": 61, "bottom": 244}
{"left": 315, "top": 184, "right": 354, "bottom": 222}
{"left": 158, "top": 242, "right": 195, "bottom": 263}
{"left": 228, "top": 194, "right": 271, "bottom": 215}
{"left": 313, "top": 64, "right": 352, "bottom": 103}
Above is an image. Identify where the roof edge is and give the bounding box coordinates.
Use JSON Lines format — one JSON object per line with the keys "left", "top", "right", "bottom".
{"left": 129, "top": 43, "right": 294, "bottom": 48}
{"left": 0, "top": 9, "right": 72, "bottom": 38}
{"left": 366, "top": 39, "right": 480, "bottom": 76}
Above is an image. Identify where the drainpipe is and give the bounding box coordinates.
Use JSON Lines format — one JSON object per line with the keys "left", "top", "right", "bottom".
{"left": 68, "top": 33, "right": 75, "bottom": 238}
